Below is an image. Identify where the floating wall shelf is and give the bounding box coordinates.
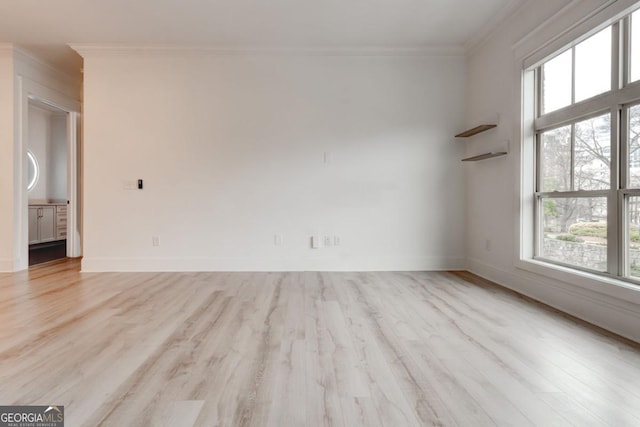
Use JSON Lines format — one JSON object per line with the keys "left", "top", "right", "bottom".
{"left": 461, "top": 152, "right": 508, "bottom": 162}
{"left": 455, "top": 121, "right": 506, "bottom": 162}
{"left": 455, "top": 124, "right": 497, "bottom": 138}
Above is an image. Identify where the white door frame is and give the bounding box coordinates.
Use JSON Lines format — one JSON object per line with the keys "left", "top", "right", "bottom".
{"left": 66, "top": 111, "right": 81, "bottom": 258}
{"left": 17, "top": 76, "right": 81, "bottom": 270}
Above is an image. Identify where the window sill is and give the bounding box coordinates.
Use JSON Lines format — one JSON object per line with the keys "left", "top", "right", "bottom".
{"left": 515, "top": 258, "right": 640, "bottom": 306}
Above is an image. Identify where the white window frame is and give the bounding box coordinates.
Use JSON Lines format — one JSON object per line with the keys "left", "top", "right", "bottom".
{"left": 518, "top": 0, "right": 640, "bottom": 299}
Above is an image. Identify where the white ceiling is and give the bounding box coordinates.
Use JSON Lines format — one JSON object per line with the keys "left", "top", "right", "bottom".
{"left": 0, "top": 0, "right": 523, "bottom": 76}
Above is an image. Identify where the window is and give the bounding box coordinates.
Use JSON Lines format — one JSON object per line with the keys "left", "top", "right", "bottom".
{"left": 531, "top": 8, "right": 640, "bottom": 282}
{"left": 541, "top": 27, "right": 611, "bottom": 114}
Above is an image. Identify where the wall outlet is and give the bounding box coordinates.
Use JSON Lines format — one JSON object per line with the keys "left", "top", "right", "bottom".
{"left": 323, "top": 236, "right": 332, "bottom": 246}
{"left": 311, "top": 235, "right": 321, "bottom": 249}
{"left": 274, "top": 234, "right": 283, "bottom": 246}
{"left": 333, "top": 235, "right": 341, "bottom": 246}
{"left": 485, "top": 239, "right": 491, "bottom": 252}
{"left": 152, "top": 236, "right": 160, "bottom": 247}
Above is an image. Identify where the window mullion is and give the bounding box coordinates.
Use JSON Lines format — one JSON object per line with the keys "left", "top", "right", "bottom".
{"left": 537, "top": 65, "right": 544, "bottom": 118}
{"left": 614, "top": 21, "right": 624, "bottom": 90}
{"left": 619, "top": 191, "right": 628, "bottom": 276}
{"left": 609, "top": 106, "right": 621, "bottom": 275}
{"left": 571, "top": 47, "right": 576, "bottom": 105}
{"left": 537, "top": 190, "right": 611, "bottom": 198}
{"left": 535, "top": 132, "right": 541, "bottom": 193}
{"left": 571, "top": 123, "right": 576, "bottom": 191}
{"left": 621, "top": 107, "right": 629, "bottom": 190}
{"left": 534, "top": 193, "right": 543, "bottom": 257}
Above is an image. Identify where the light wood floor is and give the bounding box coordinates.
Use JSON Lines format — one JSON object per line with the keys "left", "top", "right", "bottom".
{"left": 1, "top": 259, "right": 640, "bottom": 426}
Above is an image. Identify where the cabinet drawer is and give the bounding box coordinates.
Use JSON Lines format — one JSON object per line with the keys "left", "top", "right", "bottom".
{"left": 56, "top": 206, "right": 67, "bottom": 227}
{"left": 56, "top": 224, "right": 67, "bottom": 240}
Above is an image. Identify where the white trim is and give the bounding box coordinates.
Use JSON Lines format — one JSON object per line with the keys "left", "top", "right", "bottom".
{"left": 15, "top": 76, "right": 27, "bottom": 272}
{"left": 514, "top": 0, "right": 616, "bottom": 65}
{"left": 534, "top": 80, "right": 640, "bottom": 130}
{"left": 518, "top": 0, "right": 640, "bottom": 69}
{"left": 21, "top": 78, "right": 81, "bottom": 113}
{"left": 513, "top": 0, "right": 609, "bottom": 55}
{"left": 469, "top": 257, "right": 640, "bottom": 343}
{"left": 69, "top": 44, "right": 465, "bottom": 58}
{"left": 67, "top": 112, "right": 81, "bottom": 258}
{"left": 515, "top": 258, "right": 640, "bottom": 303}
{"left": 520, "top": 69, "right": 536, "bottom": 261}
{"left": 13, "top": 46, "right": 79, "bottom": 88}
{"left": 465, "top": 0, "right": 529, "bottom": 52}
{"left": 81, "top": 256, "right": 466, "bottom": 273}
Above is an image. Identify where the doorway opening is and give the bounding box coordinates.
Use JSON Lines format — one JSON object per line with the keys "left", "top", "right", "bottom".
{"left": 27, "top": 99, "right": 69, "bottom": 265}
{"left": 19, "top": 88, "right": 81, "bottom": 270}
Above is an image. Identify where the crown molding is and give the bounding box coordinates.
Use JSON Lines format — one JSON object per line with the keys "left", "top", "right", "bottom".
{"left": 512, "top": 0, "right": 612, "bottom": 53}
{"left": 515, "top": 0, "right": 633, "bottom": 68}
{"left": 464, "top": 0, "right": 528, "bottom": 53}
{"left": 69, "top": 44, "right": 466, "bottom": 58}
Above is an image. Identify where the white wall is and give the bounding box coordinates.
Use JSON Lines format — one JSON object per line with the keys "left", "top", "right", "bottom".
{"left": 79, "top": 50, "right": 466, "bottom": 271}
{"left": 0, "top": 48, "right": 15, "bottom": 271}
{"left": 465, "top": 0, "right": 640, "bottom": 342}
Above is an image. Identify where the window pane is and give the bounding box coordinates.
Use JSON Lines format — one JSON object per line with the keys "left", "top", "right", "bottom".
{"left": 631, "top": 10, "right": 640, "bottom": 83}
{"left": 629, "top": 105, "right": 640, "bottom": 188}
{"left": 628, "top": 196, "right": 640, "bottom": 278}
{"left": 540, "top": 126, "right": 571, "bottom": 192}
{"left": 574, "top": 113, "right": 611, "bottom": 190}
{"left": 542, "top": 50, "right": 572, "bottom": 114}
{"left": 540, "top": 197, "right": 607, "bottom": 271}
{"left": 575, "top": 28, "right": 611, "bottom": 102}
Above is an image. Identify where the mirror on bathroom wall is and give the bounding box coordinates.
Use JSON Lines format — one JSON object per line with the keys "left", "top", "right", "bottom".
{"left": 27, "top": 150, "right": 39, "bottom": 192}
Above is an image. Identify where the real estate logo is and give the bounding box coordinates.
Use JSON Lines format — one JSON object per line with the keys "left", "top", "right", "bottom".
{"left": 0, "top": 405, "right": 64, "bottom": 427}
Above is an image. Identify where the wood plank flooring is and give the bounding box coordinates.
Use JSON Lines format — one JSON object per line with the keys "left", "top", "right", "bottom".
{"left": 1, "top": 259, "right": 639, "bottom": 426}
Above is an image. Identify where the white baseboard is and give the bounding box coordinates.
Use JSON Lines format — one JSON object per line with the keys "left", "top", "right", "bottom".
{"left": 467, "top": 257, "right": 640, "bottom": 344}
{"left": 81, "top": 255, "right": 466, "bottom": 273}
